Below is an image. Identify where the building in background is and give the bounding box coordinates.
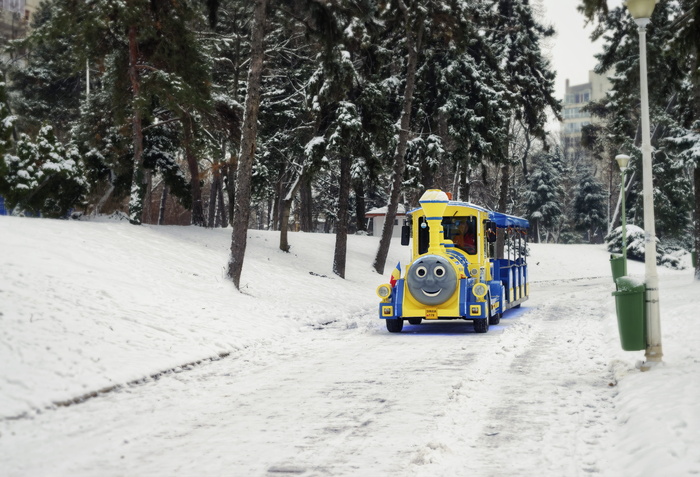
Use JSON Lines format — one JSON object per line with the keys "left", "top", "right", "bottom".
{"left": 1, "top": 0, "right": 38, "bottom": 45}
{"left": 560, "top": 70, "right": 612, "bottom": 167}
{"left": 365, "top": 205, "right": 406, "bottom": 237}
{"left": 559, "top": 70, "right": 614, "bottom": 243}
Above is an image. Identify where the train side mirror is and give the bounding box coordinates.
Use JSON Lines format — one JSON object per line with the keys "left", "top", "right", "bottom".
{"left": 401, "top": 224, "right": 410, "bottom": 246}
{"left": 485, "top": 221, "right": 497, "bottom": 243}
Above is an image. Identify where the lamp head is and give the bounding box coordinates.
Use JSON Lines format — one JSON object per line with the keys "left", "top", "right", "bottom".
{"left": 616, "top": 154, "right": 631, "bottom": 171}
{"left": 624, "top": 0, "right": 659, "bottom": 20}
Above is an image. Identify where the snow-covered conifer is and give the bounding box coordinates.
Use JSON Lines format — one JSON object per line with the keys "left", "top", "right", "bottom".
{"left": 573, "top": 169, "right": 607, "bottom": 243}
{"left": 524, "top": 151, "right": 564, "bottom": 243}
{"left": 1, "top": 125, "right": 87, "bottom": 217}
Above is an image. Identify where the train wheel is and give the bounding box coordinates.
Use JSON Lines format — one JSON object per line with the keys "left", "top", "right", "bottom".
{"left": 473, "top": 318, "right": 489, "bottom": 333}
{"left": 486, "top": 294, "right": 500, "bottom": 326}
{"left": 408, "top": 318, "right": 422, "bottom": 325}
{"left": 386, "top": 319, "right": 404, "bottom": 333}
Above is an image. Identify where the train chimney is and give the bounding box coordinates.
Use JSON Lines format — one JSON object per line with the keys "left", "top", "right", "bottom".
{"left": 419, "top": 189, "right": 449, "bottom": 255}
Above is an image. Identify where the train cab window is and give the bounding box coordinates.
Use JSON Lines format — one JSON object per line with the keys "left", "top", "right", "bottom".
{"left": 418, "top": 217, "right": 430, "bottom": 255}
{"left": 443, "top": 216, "right": 477, "bottom": 255}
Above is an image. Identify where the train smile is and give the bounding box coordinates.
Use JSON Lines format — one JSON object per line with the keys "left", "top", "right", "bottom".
{"left": 421, "top": 289, "right": 442, "bottom": 297}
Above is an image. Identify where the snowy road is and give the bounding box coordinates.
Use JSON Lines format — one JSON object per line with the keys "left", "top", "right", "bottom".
{"left": 1, "top": 278, "right": 618, "bottom": 477}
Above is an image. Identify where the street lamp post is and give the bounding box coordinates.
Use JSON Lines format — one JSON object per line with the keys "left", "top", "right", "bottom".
{"left": 624, "top": 0, "right": 663, "bottom": 368}
{"left": 616, "top": 154, "right": 630, "bottom": 276}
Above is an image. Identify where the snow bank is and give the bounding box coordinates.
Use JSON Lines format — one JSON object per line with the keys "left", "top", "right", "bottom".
{"left": 1, "top": 216, "right": 698, "bottom": 475}
{"left": 0, "top": 216, "right": 404, "bottom": 417}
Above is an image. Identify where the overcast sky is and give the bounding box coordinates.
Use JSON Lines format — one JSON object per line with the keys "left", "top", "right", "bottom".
{"left": 537, "top": 0, "right": 625, "bottom": 101}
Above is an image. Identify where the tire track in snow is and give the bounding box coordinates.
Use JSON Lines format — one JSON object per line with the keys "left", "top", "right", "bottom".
{"left": 408, "top": 278, "right": 618, "bottom": 476}
{"left": 0, "top": 277, "right": 619, "bottom": 476}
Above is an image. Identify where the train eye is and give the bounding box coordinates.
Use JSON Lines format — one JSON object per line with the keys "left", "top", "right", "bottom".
{"left": 434, "top": 266, "right": 445, "bottom": 277}
{"left": 416, "top": 266, "right": 427, "bottom": 278}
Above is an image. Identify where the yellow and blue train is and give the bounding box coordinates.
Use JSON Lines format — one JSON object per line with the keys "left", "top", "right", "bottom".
{"left": 377, "top": 189, "right": 529, "bottom": 333}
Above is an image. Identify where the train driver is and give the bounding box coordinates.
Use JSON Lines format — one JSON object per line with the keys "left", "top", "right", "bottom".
{"left": 452, "top": 220, "right": 477, "bottom": 255}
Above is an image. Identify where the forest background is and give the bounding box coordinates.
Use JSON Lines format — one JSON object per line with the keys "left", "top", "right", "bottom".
{"left": 0, "top": 0, "right": 698, "bottom": 286}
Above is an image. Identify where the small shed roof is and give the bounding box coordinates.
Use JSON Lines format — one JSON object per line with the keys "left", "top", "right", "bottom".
{"left": 365, "top": 204, "right": 406, "bottom": 218}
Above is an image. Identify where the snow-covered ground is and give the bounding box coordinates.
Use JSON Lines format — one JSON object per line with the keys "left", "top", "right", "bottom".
{"left": 1, "top": 215, "right": 698, "bottom": 476}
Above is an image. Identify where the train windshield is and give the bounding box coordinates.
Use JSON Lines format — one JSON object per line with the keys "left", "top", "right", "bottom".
{"left": 443, "top": 216, "right": 477, "bottom": 254}
{"left": 417, "top": 215, "right": 477, "bottom": 255}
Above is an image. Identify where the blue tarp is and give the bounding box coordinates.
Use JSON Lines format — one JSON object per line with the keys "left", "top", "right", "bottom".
{"left": 490, "top": 211, "right": 529, "bottom": 229}
{"left": 0, "top": 196, "right": 7, "bottom": 216}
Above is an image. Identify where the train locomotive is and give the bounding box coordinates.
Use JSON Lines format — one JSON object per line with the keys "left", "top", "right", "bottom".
{"left": 376, "top": 189, "right": 529, "bottom": 333}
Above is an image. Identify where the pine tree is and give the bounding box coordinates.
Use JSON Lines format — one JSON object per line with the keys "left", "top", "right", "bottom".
{"left": 488, "top": 0, "right": 561, "bottom": 254}
{"left": 30, "top": 0, "right": 213, "bottom": 225}
{"left": 587, "top": 2, "right": 694, "bottom": 240}
{"left": 495, "top": 0, "right": 560, "bottom": 136}
{"left": 580, "top": 0, "right": 700, "bottom": 278}
{"left": 0, "top": 125, "right": 87, "bottom": 217}
{"left": 408, "top": 1, "right": 509, "bottom": 201}
{"left": 6, "top": 0, "right": 82, "bottom": 139}
{"left": 266, "top": 0, "right": 391, "bottom": 276}
{"left": 0, "top": 79, "right": 14, "bottom": 158}
{"left": 255, "top": 6, "right": 317, "bottom": 248}
{"left": 200, "top": 0, "right": 251, "bottom": 227}
{"left": 524, "top": 151, "right": 564, "bottom": 243}
{"left": 228, "top": 0, "right": 268, "bottom": 289}
{"left": 573, "top": 169, "right": 607, "bottom": 243}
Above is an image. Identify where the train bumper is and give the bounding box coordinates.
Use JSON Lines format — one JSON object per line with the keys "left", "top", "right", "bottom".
{"left": 378, "top": 279, "right": 404, "bottom": 319}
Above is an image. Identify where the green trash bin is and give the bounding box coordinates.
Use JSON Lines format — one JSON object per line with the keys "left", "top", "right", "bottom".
{"left": 612, "top": 276, "right": 646, "bottom": 351}
{"left": 610, "top": 254, "right": 627, "bottom": 284}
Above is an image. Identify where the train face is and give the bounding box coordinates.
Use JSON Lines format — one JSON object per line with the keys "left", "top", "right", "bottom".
{"left": 377, "top": 189, "right": 530, "bottom": 333}
{"left": 405, "top": 255, "right": 457, "bottom": 306}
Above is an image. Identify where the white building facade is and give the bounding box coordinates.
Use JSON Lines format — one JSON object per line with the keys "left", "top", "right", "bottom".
{"left": 1, "top": 0, "right": 38, "bottom": 42}
{"left": 561, "top": 70, "right": 612, "bottom": 165}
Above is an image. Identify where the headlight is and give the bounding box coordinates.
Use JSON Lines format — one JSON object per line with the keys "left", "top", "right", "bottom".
{"left": 473, "top": 282, "right": 488, "bottom": 298}
{"left": 376, "top": 284, "right": 392, "bottom": 299}
{"left": 469, "top": 266, "right": 480, "bottom": 277}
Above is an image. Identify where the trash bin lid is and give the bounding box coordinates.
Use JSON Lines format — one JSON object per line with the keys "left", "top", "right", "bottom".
{"left": 615, "top": 276, "right": 645, "bottom": 293}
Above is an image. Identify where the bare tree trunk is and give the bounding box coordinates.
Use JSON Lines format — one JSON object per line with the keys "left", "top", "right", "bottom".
{"left": 373, "top": 8, "right": 423, "bottom": 275}
{"left": 531, "top": 218, "right": 540, "bottom": 245}
{"left": 334, "top": 156, "right": 351, "bottom": 278}
{"left": 693, "top": 52, "right": 700, "bottom": 280}
{"left": 227, "top": 0, "right": 268, "bottom": 289}
{"left": 225, "top": 158, "right": 237, "bottom": 225}
{"left": 208, "top": 162, "right": 219, "bottom": 228}
{"left": 497, "top": 159, "right": 510, "bottom": 251}
{"left": 459, "top": 164, "right": 470, "bottom": 203}
{"left": 272, "top": 177, "right": 282, "bottom": 231}
{"left": 695, "top": 166, "right": 700, "bottom": 280}
{"left": 96, "top": 170, "right": 116, "bottom": 216}
{"left": 520, "top": 126, "right": 532, "bottom": 182}
{"left": 143, "top": 170, "right": 154, "bottom": 224}
{"left": 183, "top": 119, "right": 205, "bottom": 226}
{"left": 217, "top": 176, "right": 227, "bottom": 228}
{"left": 158, "top": 184, "right": 169, "bottom": 225}
{"left": 452, "top": 163, "right": 460, "bottom": 200}
{"left": 279, "top": 199, "right": 293, "bottom": 252}
{"left": 279, "top": 166, "right": 304, "bottom": 252}
{"left": 354, "top": 180, "right": 366, "bottom": 232}
{"left": 300, "top": 171, "right": 314, "bottom": 232}
{"left": 127, "top": 25, "right": 146, "bottom": 225}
